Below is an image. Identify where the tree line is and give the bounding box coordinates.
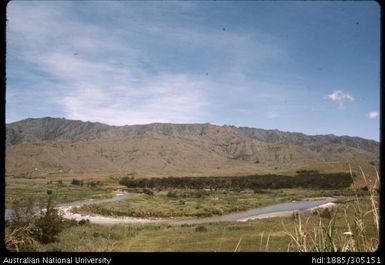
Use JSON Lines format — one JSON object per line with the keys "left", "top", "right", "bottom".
{"left": 119, "top": 172, "right": 353, "bottom": 190}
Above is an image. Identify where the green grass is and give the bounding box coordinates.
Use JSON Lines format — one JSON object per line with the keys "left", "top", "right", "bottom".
{"left": 5, "top": 165, "right": 379, "bottom": 252}
{"left": 27, "top": 195, "right": 377, "bottom": 252}
{"left": 6, "top": 162, "right": 373, "bottom": 209}
{"left": 32, "top": 219, "right": 291, "bottom": 252}
{"left": 5, "top": 174, "right": 115, "bottom": 208}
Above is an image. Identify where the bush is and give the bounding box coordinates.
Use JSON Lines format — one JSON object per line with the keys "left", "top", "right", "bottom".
{"left": 71, "top": 178, "right": 83, "bottom": 186}
{"left": 5, "top": 195, "right": 64, "bottom": 250}
{"left": 296, "top": 170, "right": 319, "bottom": 175}
{"left": 87, "top": 181, "right": 100, "bottom": 188}
{"left": 34, "top": 197, "right": 64, "bottom": 244}
{"left": 143, "top": 188, "right": 154, "bottom": 196}
{"left": 78, "top": 219, "right": 90, "bottom": 226}
{"left": 195, "top": 226, "right": 208, "bottom": 232}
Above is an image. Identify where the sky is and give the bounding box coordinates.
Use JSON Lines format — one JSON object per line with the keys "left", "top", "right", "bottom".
{"left": 6, "top": 1, "right": 380, "bottom": 141}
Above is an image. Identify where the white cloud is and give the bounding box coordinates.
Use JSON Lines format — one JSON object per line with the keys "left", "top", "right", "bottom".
{"left": 36, "top": 48, "right": 210, "bottom": 125}
{"left": 6, "top": 1, "right": 291, "bottom": 126}
{"left": 369, "top": 111, "right": 379, "bottom": 119}
{"left": 328, "top": 90, "right": 354, "bottom": 102}
{"left": 61, "top": 73, "right": 208, "bottom": 125}
{"left": 327, "top": 90, "right": 354, "bottom": 108}
{"left": 7, "top": 2, "right": 209, "bottom": 125}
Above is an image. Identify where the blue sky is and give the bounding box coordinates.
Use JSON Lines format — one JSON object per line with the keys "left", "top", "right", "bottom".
{"left": 6, "top": 1, "right": 380, "bottom": 141}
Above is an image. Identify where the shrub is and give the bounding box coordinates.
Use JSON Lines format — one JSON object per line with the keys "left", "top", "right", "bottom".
{"left": 71, "top": 178, "right": 83, "bottom": 186}
{"left": 87, "top": 181, "right": 99, "bottom": 188}
{"left": 34, "top": 197, "right": 64, "bottom": 244}
{"left": 195, "top": 226, "right": 208, "bottom": 232}
{"left": 5, "top": 195, "right": 65, "bottom": 250}
{"left": 296, "top": 170, "right": 319, "bottom": 175}
{"left": 143, "top": 188, "right": 154, "bottom": 196}
{"left": 78, "top": 219, "right": 90, "bottom": 226}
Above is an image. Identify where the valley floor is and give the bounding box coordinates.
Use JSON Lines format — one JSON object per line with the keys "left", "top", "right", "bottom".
{"left": 5, "top": 166, "right": 379, "bottom": 252}
{"left": 31, "top": 196, "right": 378, "bottom": 252}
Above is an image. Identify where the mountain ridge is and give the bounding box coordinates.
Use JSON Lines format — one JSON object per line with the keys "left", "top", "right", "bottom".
{"left": 5, "top": 117, "right": 379, "bottom": 176}
{"left": 6, "top": 117, "right": 379, "bottom": 148}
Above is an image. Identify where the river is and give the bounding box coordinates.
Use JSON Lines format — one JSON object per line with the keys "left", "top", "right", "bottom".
{"left": 5, "top": 192, "right": 337, "bottom": 225}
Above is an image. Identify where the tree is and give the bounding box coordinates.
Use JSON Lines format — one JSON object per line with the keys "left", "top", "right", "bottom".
{"left": 34, "top": 196, "right": 64, "bottom": 243}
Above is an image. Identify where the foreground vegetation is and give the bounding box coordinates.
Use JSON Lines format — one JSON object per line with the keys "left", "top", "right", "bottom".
{"left": 285, "top": 166, "right": 379, "bottom": 252}
{"left": 5, "top": 166, "right": 379, "bottom": 252}
{"left": 6, "top": 194, "right": 377, "bottom": 252}
{"left": 5, "top": 196, "right": 65, "bottom": 251}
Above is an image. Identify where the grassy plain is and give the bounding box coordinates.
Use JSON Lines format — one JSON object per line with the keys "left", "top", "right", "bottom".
{"left": 5, "top": 163, "right": 375, "bottom": 212}
{"left": 29, "top": 196, "right": 377, "bottom": 252}
{"left": 5, "top": 161, "right": 376, "bottom": 207}
{"left": 5, "top": 172, "right": 119, "bottom": 208}
{"left": 5, "top": 164, "right": 379, "bottom": 252}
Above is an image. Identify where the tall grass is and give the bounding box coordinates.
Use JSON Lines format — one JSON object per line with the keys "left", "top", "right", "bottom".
{"left": 284, "top": 166, "right": 379, "bottom": 252}
{"left": 5, "top": 222, "right": 38, "bottom": 252}
{"left": 5, "top": 195, "right": 65, "bottom": 251}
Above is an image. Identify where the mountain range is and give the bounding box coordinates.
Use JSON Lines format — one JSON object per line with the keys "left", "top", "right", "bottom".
{"left": 5, "top": 117, "right": 379, "bottom": 176}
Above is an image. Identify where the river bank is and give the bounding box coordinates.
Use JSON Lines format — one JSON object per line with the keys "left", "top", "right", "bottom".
{"left": 56, "top": 192, "right": 337, "bottom": 225}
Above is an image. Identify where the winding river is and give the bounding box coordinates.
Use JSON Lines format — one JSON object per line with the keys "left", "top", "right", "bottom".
{"left": 5, "top": 192, "right": 337, "bottom": 225}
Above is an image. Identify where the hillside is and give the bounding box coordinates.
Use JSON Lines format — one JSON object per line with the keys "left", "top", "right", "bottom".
{"left": 5, "top": 117, "right": 379, "bottom": 176}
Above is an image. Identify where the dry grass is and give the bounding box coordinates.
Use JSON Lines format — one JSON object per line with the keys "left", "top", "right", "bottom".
{"left": 5, "top": 223, "right": 38, "bottom": 252}
{"left": 284, "top": 166, "right": 379, "bottom": 252}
